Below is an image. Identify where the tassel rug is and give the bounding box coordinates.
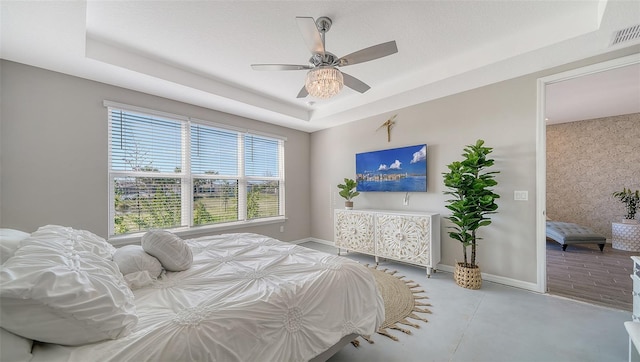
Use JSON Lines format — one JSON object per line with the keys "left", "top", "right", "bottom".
{"left": 356, "top": 264, "right": 432, "bottom": 345}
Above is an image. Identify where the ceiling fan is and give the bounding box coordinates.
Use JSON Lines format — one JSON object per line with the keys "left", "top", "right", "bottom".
{"left": 251, "top": 16, "right": 398, "bottom": 99}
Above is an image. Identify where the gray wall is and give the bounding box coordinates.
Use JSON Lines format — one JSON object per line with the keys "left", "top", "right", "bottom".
{"left": 309, "top": 48, "right": 640, "bottom": 284}
{"left": 0, "top": 60, "right": 311, "bottom": 242}
{"left": 310, "top": 75, "right": 538, "bottom": 283}
{"left": 2, "top": 45, "right": 637, "bottom": 285}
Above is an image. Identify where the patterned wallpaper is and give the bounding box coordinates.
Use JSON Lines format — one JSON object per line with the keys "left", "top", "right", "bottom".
{"left": 546, "top": 113, "right": 640, "bottom": 241}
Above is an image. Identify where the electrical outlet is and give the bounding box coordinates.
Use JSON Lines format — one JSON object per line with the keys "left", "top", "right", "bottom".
{"left": 279, "top": 225, "right": 284, "bottom": 233}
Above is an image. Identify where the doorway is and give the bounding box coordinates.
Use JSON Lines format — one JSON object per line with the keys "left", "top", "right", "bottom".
{"left": 536, "top": 54, "right": 640, "bottom": 307}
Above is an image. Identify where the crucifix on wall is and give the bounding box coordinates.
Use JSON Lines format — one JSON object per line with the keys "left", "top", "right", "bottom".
{"left": 377, "top": 114, "right": 397, "bottom": 142}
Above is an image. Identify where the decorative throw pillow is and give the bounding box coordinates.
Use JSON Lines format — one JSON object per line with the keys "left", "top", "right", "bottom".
{"left": 31, "top": 225, "right": 116, "bottom": 259}
{"left": 0, "top": 229, "right": 30, "bottom": 264}
{"left": 0, "top": 242, "right": 138, "bottom": 346}
{"left": 141, "top": 230, "right": 193, "bottom": 272}
{"left": 113, "top": 245, "right": 163, "bottom": 278}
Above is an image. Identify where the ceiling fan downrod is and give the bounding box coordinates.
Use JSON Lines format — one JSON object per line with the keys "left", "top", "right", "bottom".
{"left": 315, "top": 16, "right": 332, "bottom": 50}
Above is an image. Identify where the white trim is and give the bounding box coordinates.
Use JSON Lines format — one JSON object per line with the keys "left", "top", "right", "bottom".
{"left": 103, "top": 100, "right": 189, "bottom": 121}
{"left": 106, "top": 102, "right": 287, "bottom": 235}
{"left": 107, "top": 115, "right": 115, "bottom": 236}
{"left": 104, "top": 101, "right": 288, "bottom": 142}
{"left": 248, "top": 129, "right": 288, "bottom": 142}
{"left": 190, "top": 117, "right": 246, "bottom": 134}
{"left": 108, "top": 216, "right": 287, "bottom": 246}
{"left": 287, "top": 237, "right": 316, "bottom": 245}
{"left": 278, "top": 139, "right": 286, "bottom": 217}
{"left": 181, "top": 121, "right": 192, "bottom": 228}
{"left": 301, "top": 239, "right": 540, "bottom": 290}
{"left": 535, "top": 76, "right": 548, "bottom": 294}
{"left": 190, "top": 118, "right": 288, "bottom": 141}
{"left": 305, "top": 237, "right": 335, "bottom": 246}
{"left": 436, "top": 264, "right": 540, "bottom": 292}
{"left": 535, "top": 53, "right": 640, "bottom": 294}
{"left": 237, "top": 133, "right": 247, "bottom": 221}
{"left": 539, "top": 53, "right": 640, "bottom": 86}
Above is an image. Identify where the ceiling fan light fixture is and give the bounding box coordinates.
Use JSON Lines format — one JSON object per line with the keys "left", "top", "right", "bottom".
{"left": 305, "top": 66, "right": 343, "bottom": 99}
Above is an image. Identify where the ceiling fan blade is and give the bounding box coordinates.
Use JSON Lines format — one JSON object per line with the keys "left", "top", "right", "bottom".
{"left": 342, "top": 72, "right": 371, "bottom": 93}
{"left": 296, "top": 17, "right": 325, "bottom": 55}
{"left": 251, "top": 64, "right": 312, "bottom": 71}
{"left": 338, "top": 41, "right": 398, "bottom": 67}
{"left": 296, "top": 86, "right": 309, "bottom": 98}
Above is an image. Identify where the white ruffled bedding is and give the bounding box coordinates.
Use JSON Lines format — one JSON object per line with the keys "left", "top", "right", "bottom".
{"left": 30, "top": 233, "right": 384, "bottom": 362}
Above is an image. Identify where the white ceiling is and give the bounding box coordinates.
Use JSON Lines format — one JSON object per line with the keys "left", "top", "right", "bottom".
{"left": 1, "top": 1, "right": 639, "bottom": 132}
{"left": 545, "top": 62, "right": 640, "bottom": 124}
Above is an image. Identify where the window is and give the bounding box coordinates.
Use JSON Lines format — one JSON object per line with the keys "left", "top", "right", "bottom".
{"left": 107, "top": 102, "right": 285, "bottom": 236}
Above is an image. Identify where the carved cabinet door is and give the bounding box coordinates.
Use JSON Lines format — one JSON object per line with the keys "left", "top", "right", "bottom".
{"left": 375, "top": 214, "right": 431, "bottom": 265}
{"left": 334, "top": 211, "right": 375, "bottom": 254}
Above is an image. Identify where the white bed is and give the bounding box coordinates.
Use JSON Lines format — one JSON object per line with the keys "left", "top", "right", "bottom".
{"left": 0, "top": 227, "right": 384, "bottom": 362}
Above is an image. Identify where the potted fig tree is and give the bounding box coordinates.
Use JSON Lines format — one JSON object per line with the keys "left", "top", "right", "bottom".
{"left": 442, "top": 139, "right": 500, "bottom": 289}
{"left": 337, "top": 178, "right": 360, "bottom": 210}
{"left": 612, "top": 187, "right": 639, "bottom": 224}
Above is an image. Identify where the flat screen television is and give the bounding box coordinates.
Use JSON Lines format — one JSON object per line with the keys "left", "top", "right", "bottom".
{"left": 356, "top": 144, "right": 427, "bottom": 192}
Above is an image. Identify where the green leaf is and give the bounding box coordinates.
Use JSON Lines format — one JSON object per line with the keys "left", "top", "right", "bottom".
{"left": 442, "top": 139, "right": 500, "bottom": 253}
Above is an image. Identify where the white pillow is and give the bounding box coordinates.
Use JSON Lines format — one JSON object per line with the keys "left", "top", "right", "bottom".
{"left": 113, "top": 245, "right": 163, "bottom": 277}
{"left": 0, "top": 243, "right": 138, "bottom": 346}
{"left": 0, "top": 229, "right": 30, "bottom": 264}
{"left": 0, "top": 328, "right": 32, "bottom": 362}
{"left": 31, "top": 225, "right": 116, "bottom": 259}
{"left": 123, "top": 271, "right": 156, "bottom": 290}
{"left": 141, "top": 230, "right": 193, "bottom": 272}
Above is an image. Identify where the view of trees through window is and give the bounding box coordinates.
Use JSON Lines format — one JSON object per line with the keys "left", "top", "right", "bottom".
{"left": 108, "top": 104, "right": 284, "bottom": 236}
{"left": 114, "top": 177, "right": 182, "bottom": 235}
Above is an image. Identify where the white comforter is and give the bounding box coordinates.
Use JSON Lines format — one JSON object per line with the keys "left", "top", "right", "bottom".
{"left": 31, "top": 233, "right": 384, "bottom": 362}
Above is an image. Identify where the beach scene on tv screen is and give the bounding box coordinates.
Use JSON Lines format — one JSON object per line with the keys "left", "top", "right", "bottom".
{"left": 356, "top": 144, "right": 427, "bottom": 192}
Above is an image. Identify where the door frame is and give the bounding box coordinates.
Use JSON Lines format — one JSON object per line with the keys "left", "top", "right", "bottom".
{"left": 535, "top": 53, "right": 640, "bottom": 293}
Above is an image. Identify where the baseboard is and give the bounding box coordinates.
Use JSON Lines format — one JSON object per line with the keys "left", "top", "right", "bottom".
{"left": 307, "top": 238, "right": 335, "bottom": 246}
{"left": 289, "top": 237, "right": 335, "bottom": 246}
{"left": 299, "top": 239, "right": 540, "bottom": 292}
{"left": 436, "top": 264, "right": 540, "bottom": 292}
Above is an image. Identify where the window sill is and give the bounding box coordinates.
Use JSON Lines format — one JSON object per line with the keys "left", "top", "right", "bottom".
{"left": 108, "top": 216, "right": 287, "bottom": 247}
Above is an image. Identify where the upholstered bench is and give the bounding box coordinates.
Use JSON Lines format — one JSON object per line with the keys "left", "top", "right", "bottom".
{"left": 546, "top": 221, "right": 606, "bottom": 252}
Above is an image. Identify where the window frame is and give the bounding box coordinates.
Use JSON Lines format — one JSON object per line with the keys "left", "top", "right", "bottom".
{"left": 106, "top": 101, "right": 286, "bottom": 240}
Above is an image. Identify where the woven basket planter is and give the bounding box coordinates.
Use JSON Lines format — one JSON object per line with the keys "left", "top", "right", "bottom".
{"left": 454, "top": 262, "right": 482, "bottom": 289}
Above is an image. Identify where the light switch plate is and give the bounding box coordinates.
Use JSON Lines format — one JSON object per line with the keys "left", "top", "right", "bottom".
{"left": 514, "top": 191, "right": 528, "bottom": 201}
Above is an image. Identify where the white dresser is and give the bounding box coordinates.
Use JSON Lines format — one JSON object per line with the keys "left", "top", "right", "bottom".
{"left": 633, "top": 256, "right": 640, "bottom": 321}
{"left": 627, "top": 256, "right": 640, "bottom": 362}
{"left": 333, "top": 209, "right": 440, "bottom": 277}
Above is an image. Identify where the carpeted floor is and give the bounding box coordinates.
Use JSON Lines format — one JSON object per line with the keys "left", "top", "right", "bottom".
{"left": 546, "top": 240, "right": 635, "bottom": 311}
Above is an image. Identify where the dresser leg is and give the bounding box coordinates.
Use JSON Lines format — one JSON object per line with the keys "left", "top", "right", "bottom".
{"left": 427, "top": 267, "right": 432, "bottom": 278}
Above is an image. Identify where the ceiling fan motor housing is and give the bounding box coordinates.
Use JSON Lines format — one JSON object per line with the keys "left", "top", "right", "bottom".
{"left": 310, "top": 52, "right": 339, "bottom": 67}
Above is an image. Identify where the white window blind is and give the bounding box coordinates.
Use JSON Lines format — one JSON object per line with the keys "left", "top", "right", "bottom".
{"left": 110, "top": 110, "right": 183, "bottom": 172}
{"left": 191, "top": 124, "right": 238, "bottom": 176}
{"left": 244, "top": 135, "right": 282, "bottom": 220}
{"left": 107, "top": 102, "right": 285, "bottom": 236}
{"left": 190, "top": 124, "right": 240, "bottom": 226}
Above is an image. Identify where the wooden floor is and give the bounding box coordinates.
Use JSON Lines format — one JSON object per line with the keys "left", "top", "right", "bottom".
{"left": 546, "top": 240, "right": 635, "bottom": 311}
